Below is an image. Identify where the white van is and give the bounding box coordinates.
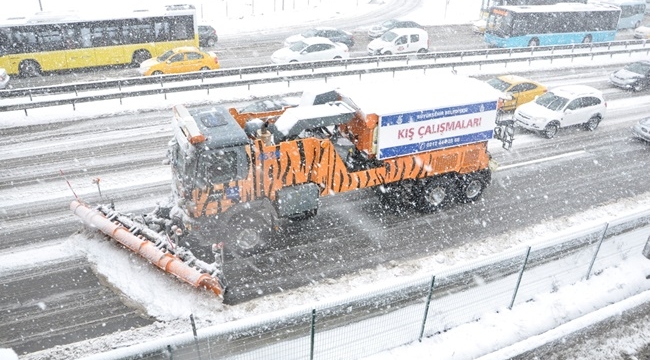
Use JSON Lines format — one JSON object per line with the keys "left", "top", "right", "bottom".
{"left": 367, "top": 28, "right": 429, "bottom": 56}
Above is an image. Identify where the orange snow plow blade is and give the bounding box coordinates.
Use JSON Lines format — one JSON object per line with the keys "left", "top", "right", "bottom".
{"left": 70, "top": 200, "right": 223, "bottom": 297}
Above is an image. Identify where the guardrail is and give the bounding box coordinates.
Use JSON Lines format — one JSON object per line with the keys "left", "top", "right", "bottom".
{"left": 1, "top": 39, "right": 649, "bottom": 114}
{"left": 78, "top": 209, "right": 650, "bottom": 360}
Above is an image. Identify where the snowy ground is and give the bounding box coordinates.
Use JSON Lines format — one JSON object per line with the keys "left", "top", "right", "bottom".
{"left": 3, "top": 1, "right": 650, "bottom": 359}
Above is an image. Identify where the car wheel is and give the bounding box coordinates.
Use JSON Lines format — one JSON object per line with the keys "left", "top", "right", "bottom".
{"left": 633, "top": 82, "right": 645, "bottom": 92}
{"left": 200, "top": 66, "right": 210, "bottom": 71}
{"left": 383, "top": 51, "right": 392, "bottom": 56}
{"left": 528, "top": 38, "right": 539, "bottom": 47}
{"left": 543, "top": 122, "right": 559, "bottom": 139}
{"left": 416, "top": 176, "right": 457, "bottom": 213}
{"left": 584, "top": 116, "right": 601, "bottom": 131}
{"left": 333, "top": 56, "right": 342, "bottom": 60}
{"left": 458, "top": 171, "right": 490, "bottom": 203}
{"left": 152, "top": 70, "right": 163, "bottom": 75}
{"left": 227, "top": 213, "right": 271, "bottom": 256}
{"left": 207, "top": 38, "right": 216, "bottom": 47}
{"left": 417, "top": 48, "right": 427, "bottom": 53}
{"left": 582, "top": 35, "right": 592, "bottom": 44}
{"left": 19, "top": 60, "right": 41, "bottom": 77}
{"left": 131, "top": 50, "right": 151, "bottom": 66}
{"left": 289, "top": 60, "right": 298, "bottom": 63}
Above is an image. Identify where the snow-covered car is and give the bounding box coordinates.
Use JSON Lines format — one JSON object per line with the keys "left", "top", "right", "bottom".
{"left": 634, "top": 25, "right": 650, "bottom": 39}
{"left": 283, "top": 27, "right": 354, "bottom": 48}
{"left": 271, "top": 37, "right": 349, "bottom": 64}
{"left": 0, "top": 68, "right": 9, "bottom": 89}
{"left": 367, "top": 28, "right": 429, "bottom": 56}
{"left": 486, "top": 75, "right": 547, "bottom": 111}
{"left": 514, "top": 85, "right": 606, "bottom": 139}
{"left": 609, "top": 61, "right": 650, "bottom": 92}
{"left": 367, "top": 19, "right": 423, "bottom": 38}
{"left": 138, "top": 47, "right": 220, "bottom": 76}
{"left": 632, "top": 117, "right": 650, "bottom": 142}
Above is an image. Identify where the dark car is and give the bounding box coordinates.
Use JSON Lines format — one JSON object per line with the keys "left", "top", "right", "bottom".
{"left": 198, "top": 25, "right": 219, "bottom": 47}
{"left": 368, "top": 19, "right": 424, "bottom": 38}
{"left": 609, "top": 60, "right": 650, "bottom": 92}
{"left": 283, "top": 27, "right": 354, "bottom": 48}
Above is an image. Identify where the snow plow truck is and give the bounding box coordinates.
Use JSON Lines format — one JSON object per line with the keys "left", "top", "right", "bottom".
{"left": 71, "top": 75, "right": 507, "bottom": 297}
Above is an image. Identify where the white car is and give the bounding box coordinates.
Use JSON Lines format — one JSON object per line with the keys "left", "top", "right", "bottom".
{"left": 283, "top": 27, "right": 354, "bottom": 48}
{"left": 367, "top": 28, "right": 429, "bottom": 56}
{"left": 514, "top": 85, "right": 606, "bottom": 139}
{"left": 271, "top": 37, "right": 349, "bottom": 64}
{"left": 634, "top": 25, "right": 650, "bottom": 39}
{"left": 0, "top": 68, "right": 9, "bottom": 90}
{"left": 632, "top": 117, "right": 650, "bottom": 142}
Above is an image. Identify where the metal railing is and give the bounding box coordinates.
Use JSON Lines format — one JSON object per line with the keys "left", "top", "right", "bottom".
{"left": 78, "top": 209, "right": 650, "bottom": 360}
{"left": 1, "top": 39, "right": 648, "bottom": 114}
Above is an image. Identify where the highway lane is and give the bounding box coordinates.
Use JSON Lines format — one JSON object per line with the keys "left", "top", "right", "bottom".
{"left": 6, "top": 0, "right": 426, "bottom": 89}
{"left": 7, "top": 23, "right": 640, "bottom": 89}
{"left": 1, "top": 66, "right": 650, "bottom": 355}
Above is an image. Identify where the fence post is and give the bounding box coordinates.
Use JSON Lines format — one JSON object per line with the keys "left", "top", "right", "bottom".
{"left": 190, "top": 314, "right": 202, "bottom": 360}
{"left": 310, "top": 309, "right": 316, "bottom": 360}
{"left": 509, "top": 246, "right": 531, "bottom": 310}
{"left": 418, "top": 275, "right": 436, "bottom": 342}
{"left": 586, "top": 223, "right": 609, "bottom": 280}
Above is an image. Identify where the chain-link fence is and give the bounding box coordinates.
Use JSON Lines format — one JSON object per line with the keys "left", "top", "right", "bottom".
{"left": 82, "top": 209, "right": 650, "bottom": 360}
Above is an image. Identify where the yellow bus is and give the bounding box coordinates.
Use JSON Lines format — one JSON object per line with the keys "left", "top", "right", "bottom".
{"left": 0, "top": 4, "right": 198, "bottom": 76}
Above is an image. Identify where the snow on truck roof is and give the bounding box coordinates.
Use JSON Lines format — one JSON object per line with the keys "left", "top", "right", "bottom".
{"left": 335, "top": 74, "right": 503, "bottom": 117}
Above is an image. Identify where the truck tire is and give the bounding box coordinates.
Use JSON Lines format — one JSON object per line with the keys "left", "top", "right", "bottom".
{"left": 376, "top": 183, "right": 412, "bottom": 211}
{"left": 458, "top": 171, "right": 489, "bottom": 203}
{"left": 227, "top": 213, "right": 271, "bottom": 256}
{"left": 416, "top": 176, "right": 456, "bottom": 212}
{"left": 19, "top": 60, "right": 42, "bottom": 77}
{"left": 131, "top": 50, "right": 151, "bottom": 66}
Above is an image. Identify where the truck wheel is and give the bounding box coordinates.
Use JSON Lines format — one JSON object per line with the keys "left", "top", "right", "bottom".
{"left": 227, "top": 213, "right": 270, "bottom": 256}
{"left": 19, "top": 60, "right": 41, "bottom": 77}
{"left": 376, "top": 183, "right": 411, "bottom": 211}
{"left": 416, "top": 176, "right": 456, "bottom": 212}
{"left": 131, "top": 50, "right": 151, "bottom": 66}
{"left": 459, "top": 172, "right": 488, "bottom": 203}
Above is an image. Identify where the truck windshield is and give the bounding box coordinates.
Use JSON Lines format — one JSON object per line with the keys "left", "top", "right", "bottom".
{"left": 202, "top": 149, "right": 241, "bottom": 185}
{"left": 535, "top": 92, "right": 568, "bottom": 111}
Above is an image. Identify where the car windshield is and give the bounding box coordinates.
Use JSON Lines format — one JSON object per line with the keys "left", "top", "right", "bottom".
{"left": 302, "top": 29, "right": 318, "bottom": 37}
{"left": 381, "top": 20, "right": 396, "bottom": 28}
{"left": 535, "top": 92, "right": 569, "bottom": 111}
{"left": 289, "top": 41, "right": 309, "bottom": 52}
{"left": 157, "top": 50, "right": 175, "bottom": 62}
{"left": 624, "top": 62, "right": 650, "bottom": 75}
{"left": 487, "top": 78, "right": 512, "bottom": 92}
{"left": 380, "top": 31, "right": 398, "bottom": 42}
